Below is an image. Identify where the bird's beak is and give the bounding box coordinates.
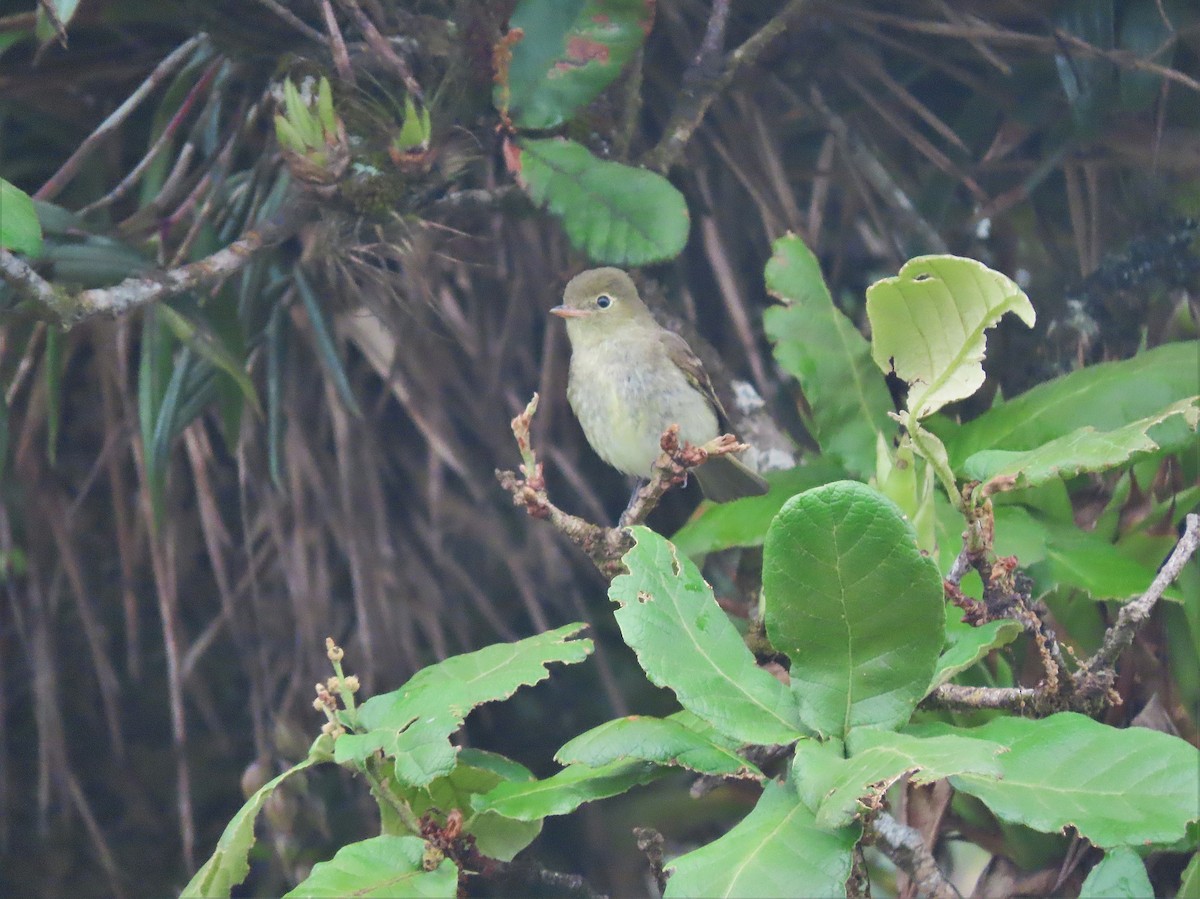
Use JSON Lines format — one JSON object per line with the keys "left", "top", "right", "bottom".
{"left": 550, "top": 305, "right": 590, "bottom": 318}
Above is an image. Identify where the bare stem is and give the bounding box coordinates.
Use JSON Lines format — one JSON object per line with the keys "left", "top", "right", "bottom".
{"left": 869, "top": 812, "right": 961, "bottom": 899}
{"left": 1084, "top": 512, "right": 1200, "bottom": 673}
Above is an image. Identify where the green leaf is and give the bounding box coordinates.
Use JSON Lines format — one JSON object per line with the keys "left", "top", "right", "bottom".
{"left": 670, "top": 461, "right": 846, "bottom": 558}
{"left": 793, "top": 729, "right": 1004, "bottom": 829}
{"left": 44, "top": 327, "right": 64, "bottom": 465}
{"left": 34, "top": 0, "right": 81, "bottom": 44}
{"left": 334, "top": 624, "right": 592, "bottom": 785}
{"left": 1180, "top": 851, "right": 1200, "bottom": 899}
{"left": 0, "top": 178, "right": 43, "bottom": 256}
{"left": 866, "top": 255, "right": 1036, "bottom": 420}
{"left": 294, "top": 269, "right": 362, "bottom": 417}
{"left": 515, "top": 138, "right": 689, "bottom": 265}
{"left": 473, "top": 758, "right": 665, "bottom": 821}
{"left": 502, "top": 0, "right": 652, "bottom": 129}
{"left": 664, "top": 780, "right": 859, "bottom": 899}
{"left": 764, "top": 234, "right": 892, "bottom": 476}
{"left": 556, "top": 714, "right": 763, "bottom": 778}
{"left": 938, "top": 342, "right": 1200, "bottom": 469}
{"left": 910, "top": 713, "right": 1200, "bottom": 848}
{"left": 611, "top": 528, "right": 806, "bottom": 746}
{"left": 402, "top": 750, "right": 542, "bottom": 862}
{"left": 931, "top": 606, "right": 1022, "bottom": 689}
{"left": 1080, "top": 847, "right": 1154, "bottom": 899}
{"left": 182, "top": 757, "right": 318, "bottom": 898}
{"left": 157, "top": 303, "right": 261, "bottom": 415}
{"left": 762, "top": 481, "right": 944, "bottom": 738}
{"left": 996, "top": 505, "right": 1183, "bottom": 603}
{"left": 965, "top": 397, "right": 1199, "bottom": 488}
{"left": 283, "top": 835, "right": 457, "bottom": 899}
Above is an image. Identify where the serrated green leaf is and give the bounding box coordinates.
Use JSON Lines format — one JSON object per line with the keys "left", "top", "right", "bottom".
{"left": 283, "top": 835, "right": 457, "bottom": 898}
{"left": 762, "top": 481, "right": 944, "bottom": 738}
{"left": 334, "top": 624, "right": 592, "bottom": 786}
{"left": 611, "top": 527, "right": 806, "bottom": 746}
{"left": 670, "top": 461, "right": 846, "bottom": 558}
{"left": 793, "top": 729, "right": 1004, "bottom": 829}
{"left": 764, "top": 235, "right": 892, "bottom": 476}
{"left": 556, "top": 714, "right": 763, "bottom": 778}
{"left": 0, "top": 178, "right": 43, "bottom": 256}
{"left": 866, "top": 256, "right": 1035, "bottom": 420}
{"left": 937, "top": 342, "right": 1200, "bottom": 469}
{"left": 473, "top": 758, "right": 665, "bottom": 821}
{"left": 182, "top": 757, "right": 318, "bottom": 898}
{"left": 1080, "top": 847, "right": 1154, "bottom": 898}
{"left": 965, "top": 397, "right": 1198, "bottom": 488}
{"left": 502, "top": 0, "right": 652, "bottom": 129}
{"left": 664, "top": 780, "right": 859, "bottom": 899}
{"left": 516, "top": 138, "right": 689, "bottom": 265}
{"left": 931, "top": 606, "right": 1023, "bottom": 689}
{"left": 910, "top": 713, "right": 1200, "bottom": 848}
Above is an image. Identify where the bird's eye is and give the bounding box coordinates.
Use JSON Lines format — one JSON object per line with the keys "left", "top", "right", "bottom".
{"left": 596, "top": 294, "right": 613, "bottom": 309}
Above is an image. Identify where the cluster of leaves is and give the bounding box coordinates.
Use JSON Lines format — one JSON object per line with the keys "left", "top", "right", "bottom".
{"left": 497, "top": 0, "right": 690, "bottom": 265}
{"left": 186, "top": 238, "right": 1198, "bottom": 897}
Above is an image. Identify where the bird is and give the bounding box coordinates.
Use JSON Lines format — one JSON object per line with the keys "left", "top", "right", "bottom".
{"left": 550, "top": 267, "right": 769, "bottom": 503}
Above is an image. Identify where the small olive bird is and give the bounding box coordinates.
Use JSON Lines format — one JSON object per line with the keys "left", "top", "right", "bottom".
{"left": 551, "top": 267, "right": 769, "bottom": 503}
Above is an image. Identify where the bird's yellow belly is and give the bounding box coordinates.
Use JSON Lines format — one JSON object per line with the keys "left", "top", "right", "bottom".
{"left": 567, "top": 339, "right": 719, "bottom": 478}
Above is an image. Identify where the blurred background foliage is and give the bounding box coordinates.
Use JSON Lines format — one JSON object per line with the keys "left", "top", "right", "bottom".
{"left": 0, "top": 0, "right": 1197, "bottom": 896}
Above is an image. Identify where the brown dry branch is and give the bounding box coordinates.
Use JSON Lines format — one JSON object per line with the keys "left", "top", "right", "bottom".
{"left": 868, "top": 811, "right": 961, "bottom": 899}
{"left": 335, "top": 0, "right": 423, "bottom": 99}
{"left": 1077, "top": 511, "right": 1200, "bottom": 696}
{"left": 1, "top": 202, "right": 306, "bottom": 325}
{"left": 929, "top": 512, "right": 1200, "bottom": 716}
{"left": 496, "top": 394, "right": 752, "bottom": 578}
{"left": 645, "top": 0, "right": 811, "bottom": 173}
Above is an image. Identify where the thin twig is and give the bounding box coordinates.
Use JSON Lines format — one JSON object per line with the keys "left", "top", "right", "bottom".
{"left": 320, "top": 0, "right": 355, "bottom": 85}
{"left": 27, "top": 204, "right": 306, "bottom": 324}
{"left": 35, "top": 35, "right": 206, "bottom": 201}
{"left": 78, "top": 60, "right": 224, "bottom": 217}
{"left": 1084, "top": 513, "right": 1199, "bottom": 672}
{"left": 645, "top": 0, "right": 809, "bottom": 172}
{"left": 0, "top": 249, "right": 63, "bottom": 310}
{"left": 925, "top": 683, "right": 1050, "bottom": 713}
{"left": 869, "top": 811, "right": 962, "bottom": 899}
{"left": 252, "top": 0, "right": 326, "bottom": 43}
{"left": 335, "top": 0, "right": 422, "bottom": 99}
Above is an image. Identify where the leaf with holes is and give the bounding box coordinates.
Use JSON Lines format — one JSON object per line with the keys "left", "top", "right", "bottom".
{"left": 611, "top": 527, "right": 806, "bottom": 746}
{"left": 866, "top": 255, "right": 1035, "bottom": 420}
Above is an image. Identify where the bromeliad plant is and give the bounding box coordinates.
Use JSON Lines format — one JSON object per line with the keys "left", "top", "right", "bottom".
{"left": 188, "top": 239, "right": 1198, "bottom": 898}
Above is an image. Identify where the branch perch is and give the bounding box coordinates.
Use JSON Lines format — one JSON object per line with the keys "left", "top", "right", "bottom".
{"left": 496, "top": 394, "right": 750, "bottom": 578}
{"left": 1, "top": 204, "right": 306, "bottom": 325}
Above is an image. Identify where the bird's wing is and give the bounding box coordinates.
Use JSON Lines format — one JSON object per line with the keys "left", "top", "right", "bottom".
{"left": 660, "top": 329, "right": 733, "bottom": 432}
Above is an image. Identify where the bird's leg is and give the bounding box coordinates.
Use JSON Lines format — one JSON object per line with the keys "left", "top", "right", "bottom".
{"left": 619, "top": 479, "right": 649, "bottom": 527}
